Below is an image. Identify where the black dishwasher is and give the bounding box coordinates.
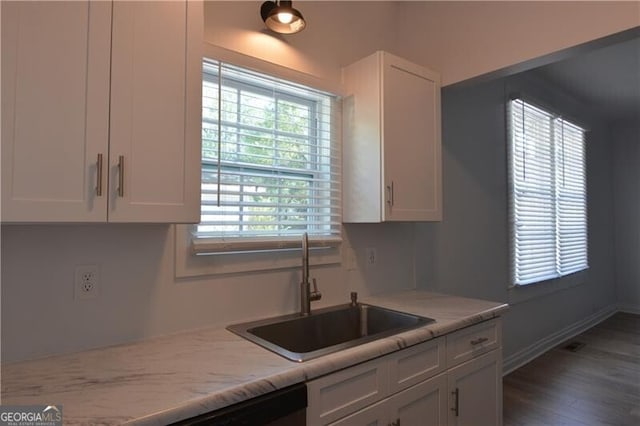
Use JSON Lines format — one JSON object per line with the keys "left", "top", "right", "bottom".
{"left": 171, "top": 383, "right": 307, "bottom": 426}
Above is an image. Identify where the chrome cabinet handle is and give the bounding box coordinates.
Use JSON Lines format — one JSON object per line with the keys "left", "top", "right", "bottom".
{"left": 451, "top": 388, "right": 459, "bottom": 417}
{"left": 117, "top": 155, "right": 124, "bottom": 197}
{"left": 471, "top": 337, "right": 489, "bottom": 346}
{"left": 386, "top": 181, "right": 395, "bottom": 206}
{"left": 96, "top": 153, "right": 104, "bottom": 196}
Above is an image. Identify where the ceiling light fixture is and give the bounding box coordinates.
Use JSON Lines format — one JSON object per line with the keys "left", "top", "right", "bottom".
{"left": 260, "top": 1, "right": 306, "bottom": 35}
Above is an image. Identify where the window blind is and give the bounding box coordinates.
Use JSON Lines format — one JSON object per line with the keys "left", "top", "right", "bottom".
{"left": 193, "top": 60, "right": 341, "bottom": 253}
{"left": 554, "top": 119, "right": 588, "bottom": 276}
{"left": 508, "top": 98, "right": 588, "bottom": 285}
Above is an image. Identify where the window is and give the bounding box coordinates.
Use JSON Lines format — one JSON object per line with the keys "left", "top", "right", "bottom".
{"left": 508, "top": 98, "right": 588, "bottom": 286}
{"left": 193, "top": 60, "right": 341, "bottom": 254}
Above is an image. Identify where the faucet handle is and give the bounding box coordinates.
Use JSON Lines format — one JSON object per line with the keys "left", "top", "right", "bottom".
{"left": 310, "top": 278, "right": 322, "bottom": 301}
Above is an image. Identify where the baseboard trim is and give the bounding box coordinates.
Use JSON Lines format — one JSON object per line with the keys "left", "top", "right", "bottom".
{"left": 618, "top": 304, "right": 640, "bottom": 315}
{"left": 502, "top": 304, "right": 618, "bottom": 376}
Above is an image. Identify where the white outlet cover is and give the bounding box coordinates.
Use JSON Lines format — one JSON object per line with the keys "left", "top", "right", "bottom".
{"left": 74, "top": 265, "right": 100, "bottom": 300}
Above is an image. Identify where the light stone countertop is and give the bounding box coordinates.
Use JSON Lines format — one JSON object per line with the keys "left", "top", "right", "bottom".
{"left": 1, "top": 290, "right": 508, "bottom": 425}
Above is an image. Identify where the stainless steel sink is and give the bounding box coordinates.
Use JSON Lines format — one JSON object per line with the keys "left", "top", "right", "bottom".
{"left": 227, "top": 303, "right": 435, "bottom": 362}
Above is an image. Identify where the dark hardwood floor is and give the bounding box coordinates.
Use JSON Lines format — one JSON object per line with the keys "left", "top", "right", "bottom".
{"left": 503, "top": 312, "right": 640, "bottom": 426}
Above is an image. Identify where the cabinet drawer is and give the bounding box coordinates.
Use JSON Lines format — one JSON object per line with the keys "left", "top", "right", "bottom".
{"left": 446, "top": 319, "right": 501, "bottom": 367}
{"left": 389, "top": 338, "right": 445, "bottom": 393}
{"left": 307, "top": 358, "right": 389, "bottom": 425}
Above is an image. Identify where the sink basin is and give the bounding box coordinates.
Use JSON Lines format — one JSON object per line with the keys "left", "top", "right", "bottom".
{"left": 227, "top": 304, "right": 435, "bottom": 362}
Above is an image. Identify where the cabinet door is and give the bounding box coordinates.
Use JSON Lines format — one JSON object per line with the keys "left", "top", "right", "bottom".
{"left": 447, "top": 350, "right": 502, "bottom": 426}
{"left": 1, "top": 1, "right": 111, "bottom": 222}
{"left": 382, "top": 53, "right": 442, "bottom": 221}
{"left": 341, "top": 52, "right": 383, "bottom": 223}
{"left": 388, "top": 337, "right": 446, "bottom": 394}
{"left": 391, "top": 372, "right": 448, "bottom": 426}
{"left": 327, "top": 399, "right": 388, "bottom": 426}
{"left": 307, "top": 357, "right": 389, "bottom": 425}
{"left": 329, "top": 372, "right": 448, "bottom": 426}
{"left": 108, "top": 0, "right": 202, "bottom": 223}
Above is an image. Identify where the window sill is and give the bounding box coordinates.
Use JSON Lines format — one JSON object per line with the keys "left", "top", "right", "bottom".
{"left": 507, "top": 269, "right": 588, "bottom": 305}
{"left": 174, "top": 225, "right": 341, "bottom": 278}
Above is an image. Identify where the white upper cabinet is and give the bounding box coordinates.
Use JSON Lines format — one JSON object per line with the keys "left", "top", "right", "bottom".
{"left": 108, "top": 1, "right": 201, "bottom": 223}
{"left": 342, "top": 51, "right": 442, "bottom": 222}
{"left": 1, "top": 1, "right": 111, "bottom": 222}
{"left": 1, "top": 1, "right": 202, "bottom": 223}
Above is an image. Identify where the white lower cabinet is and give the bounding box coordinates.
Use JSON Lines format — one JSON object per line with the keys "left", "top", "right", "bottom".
{"left": 393, "top": 374, "right": 449, "bottom": 426}
{"left": 307, "top": 318, "right": 502, "bottom": 426}
{"left": 307, "top": 356, "right": 390, "bottom": 424}
{"left": 447, "top": 350, "right": 502, "bottom": 426}
{"left": 328, "top": 398, "right": 387, "bottom": 426}
{"left": 329, "top": 374, "right": 448, "bottom": 426}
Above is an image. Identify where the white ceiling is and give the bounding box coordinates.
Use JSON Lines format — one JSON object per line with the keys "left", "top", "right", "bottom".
{"left": 535, "top": 37, "right": 640, "bottom": 124}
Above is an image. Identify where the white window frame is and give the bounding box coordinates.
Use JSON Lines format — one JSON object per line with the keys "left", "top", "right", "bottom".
{"left": 508, "top": 98, "right": 589, "bottom": 287}
{"left": 175, "top": 44, "right": 342, "bottom": 278}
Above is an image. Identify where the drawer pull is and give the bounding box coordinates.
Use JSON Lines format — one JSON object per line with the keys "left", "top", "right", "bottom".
{"left": 470, "top": 337, "right": 489, "bottom": 346}
{"left": 451, "top": 388, "right": 459, "bottom": 416}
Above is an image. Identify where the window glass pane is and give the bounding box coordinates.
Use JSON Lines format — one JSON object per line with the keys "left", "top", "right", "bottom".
{"left": 196, "top": 60, "right": 341, "bottom": 247}
{"left": 554, "top": 119, "right": 587, "bottom": 275}
{"left": 509, "top": 99, "right": 588, "bottom": 285}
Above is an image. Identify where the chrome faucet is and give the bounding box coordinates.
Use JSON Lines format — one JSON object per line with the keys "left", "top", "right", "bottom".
{"left": 301, "top": 232, "right": 321, "bottom": 315}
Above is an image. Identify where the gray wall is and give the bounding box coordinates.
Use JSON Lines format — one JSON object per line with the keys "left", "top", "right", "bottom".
{"left": 613, "top": 121, "right": 640, "bottom": 312}
{"left": 415, "top": 72, "right": 618, "bottom": 370}
{"left": 0, "top": 221, "right": 417, "bottom": 363}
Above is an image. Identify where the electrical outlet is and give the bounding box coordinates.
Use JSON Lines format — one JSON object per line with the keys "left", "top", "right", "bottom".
{"left": 365, "top": 247, "right": 377, "bottom": 267}
{"left": 74, "top": 265, "right": 99, "bottom": 300}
